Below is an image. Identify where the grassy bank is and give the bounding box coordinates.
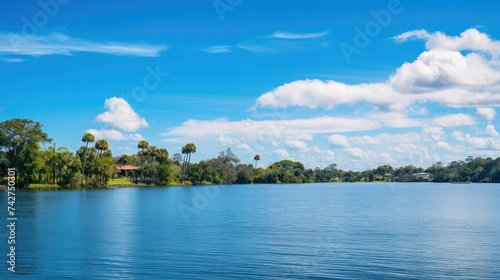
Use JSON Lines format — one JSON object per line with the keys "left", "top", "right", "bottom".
{"left": 108, "top": 177, "right": 143, "bottom": 187}
{"left": 29, "top": 184, "right": 61, "bottom": 189}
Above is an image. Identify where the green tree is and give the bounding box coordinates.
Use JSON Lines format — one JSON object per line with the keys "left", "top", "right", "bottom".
{"left": 181, "top": 143, "right": 196, "bottom": 180}
{"left": 137, "top": 140, "right": 149, "bottom": 183}
{"left": 0, "top": 118, "right": 50, "bottom": 188}
{"left": 254, "top": 154, "right": 260, "bottom": 168}
{"left": 95, "top": 139, "right": 109, "bottom": 156}
{"left": 156, "top": 148, "right": 169, "bottom": 165}
{"left": 81, "top": 132, "right": 95, "bottom": 177}
{"left": 44, "top": 143, "right": 69, "bottom": 184}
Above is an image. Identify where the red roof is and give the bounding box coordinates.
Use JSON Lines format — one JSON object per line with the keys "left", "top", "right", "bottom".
{"left": 116, "top": 165, "right": 139, "bottom": 170}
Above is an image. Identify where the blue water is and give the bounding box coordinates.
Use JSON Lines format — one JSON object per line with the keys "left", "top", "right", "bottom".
{"left": 1, "top": 183, "right": 500, "bottom": 279}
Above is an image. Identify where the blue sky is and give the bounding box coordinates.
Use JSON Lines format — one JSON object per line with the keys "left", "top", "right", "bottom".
{"left": 1, "top": 0, "right": 500, "bottom": 170}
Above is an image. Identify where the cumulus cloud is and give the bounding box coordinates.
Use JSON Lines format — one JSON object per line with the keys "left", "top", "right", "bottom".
{"left": 432, "top": 113, "right": 476, "bottom": 127}
{"left": 328, "top": 134, "right": 349, "bottom": 147}
{"left": 237, "top": 144, "right": 251, "bottom": 151}
{"left": 86, "top": 129, "right": 144, "bottom": 141}
{"left": 393, "top": 28, "right": 500, "bottom": 54}
{"left": 274, "top": 149, "right": 290, "bottom": 159}
{"left": 435, "top": 141, "right": 452, "bottom": 150}
{"left": 255, "top": 28, "right": 500, "bottom": 111}
{"left": 451, "top": 130, "right": 465, "bottom": 141}
{"left": 96, "top": 97, "right": 149, "bottom": 132}
{"left": 163, "top": 116, "right": 380, "bottom": 139}
{"left": 476, "top": 107, "right": 496, "bottom": 120}
{"left": 256, "top": 79, "right": 404, "bottom": 110}
{"left": 422, "top": 126, "right": 446, "bottom": 140}
{"left": 459, "top": 125, "right": 500, "bottom": 150}
{"left": 344, "top": 147, "right": 367, "bottom": 159}
{"left": 350, "top": 127, "right": 445, "bottom": 146}
{"left": 285, "top": 140, "right": 309, "bottom": 151}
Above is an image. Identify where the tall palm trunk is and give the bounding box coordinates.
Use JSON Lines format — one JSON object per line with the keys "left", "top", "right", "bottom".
{"left": 82, "top": 142, "right": 89, "bottom": 176}
{"left": 52, "top": 161, "right": 56, "bottom": 184}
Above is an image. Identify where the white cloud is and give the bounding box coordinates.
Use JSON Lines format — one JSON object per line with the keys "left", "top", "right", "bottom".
{"left": 274, "top": 149, "right": 290, "bottom": 159}
{"left": 202, "top": 45, "right": 232, "bottom": 53}
{"left": 163, "top": 116, "right": 380, "bottom": 139}
{"left": 237, "top": 144, "right": 250, "bottom": 151}
{"left": 476, "top": 107, "right": 496, "bottom": 120}
{"left": 1, "top": 33, "right": 167, "bottom": 58}
{"left": 350, "top": 127, "right": 444, "bottom": 146}
{"left": 285, "top": 133, "right": 313, "bottom": 141}
{"left": 218, "top": 135, "right": 236, "bottom": 145}
{"left": 435, "top": 141, "right": 452, "bottom": 150}
{"left": 285, "top": 140, "right": 309, "bottom": 151}
{"left": 256, "top": 79, "right": 403, "bottom": 110}
{"left": 451, "top": 130, "right": 465, "bottom": 141}
{"left": 0, "top": 57, "right": 24, "bottom": 63}
{"left": 367, "top": 112, "right": 423, "bottom": 128}
{"left": 236, "top": 30, "right": 330, "bottom": 54}
{"left": 432, "top": 113, "right": 476, "bottom": 127}
{"left": 393, "top": 28, "right": 500, "bottom": 54}
{"left": 86, "top": 129, "right": 144, "bottom": 141}
{"left": 344, "top": 147, "right": 367, "bottom": 159}
{"left": 422, "top": 126, "right": 446, "bottom": 140}
{"left": 328, "top": 134, "right": 349, "bottom": 147}
{"left": 96, "top": 97, "right": 149, "bottom": 132}
{"left": 269, "top": 31, "right": 329, "bottom": 39}
{"left": 465, "top": 135, "right": 490, "bottom": 149}
{"left": 459, "top": 125, "right": 500, "bottom": 150}
{"left": 256, "top": 29, "right": 500, "bottom": 111}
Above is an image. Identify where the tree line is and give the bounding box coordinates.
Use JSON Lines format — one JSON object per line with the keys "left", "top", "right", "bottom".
{"left": 2, "top": 118, "right": 500, "bottom": 188}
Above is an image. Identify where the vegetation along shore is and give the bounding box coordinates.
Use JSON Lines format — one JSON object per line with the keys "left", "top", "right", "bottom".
{"left": 1, "top": 118, "right": 500, "bottom": 189}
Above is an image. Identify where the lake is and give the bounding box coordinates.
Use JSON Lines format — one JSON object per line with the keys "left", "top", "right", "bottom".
{"left": 1, "top": 183, "right": 500, "bottom": 279}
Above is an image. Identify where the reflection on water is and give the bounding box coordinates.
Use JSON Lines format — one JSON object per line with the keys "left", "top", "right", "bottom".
{"left": 1, "top": 183, "right": 499, "bottom": 279}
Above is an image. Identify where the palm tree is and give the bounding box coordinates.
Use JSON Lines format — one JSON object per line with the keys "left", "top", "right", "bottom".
{"left": 181, "top": 143, "right": 196, "bottom": 180}
{"left": 137, "top": 140, "right": 149, "bottom": 165}
{"left": 45, "top": 143, "right": 69, "bottom": 184}
{"left": 93, "top": 139, "right": 110, "bottom": 187}
{"left": 156, "top": 148, "right": 169, "bottom": 165}
{"left": 81, "top": 133, "right": 95, "bottom": 176}
{"left": 95, "top": 139, "right": 109, "bottom": 156}
{"left": 148, "top": 146, "right": 158, "bottom": 167}
{"left": 137, "top": 140, "right": 149, "bottom": 183}
{"left": 254, "top": 154, "right": 260, "bottom": 168}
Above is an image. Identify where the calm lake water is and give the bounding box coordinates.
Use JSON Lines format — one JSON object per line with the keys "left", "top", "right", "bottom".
{"left": 1, "top": 183, "right": 500, "bottom": 279}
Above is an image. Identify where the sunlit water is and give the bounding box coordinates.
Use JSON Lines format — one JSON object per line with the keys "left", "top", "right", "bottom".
{"left": 1, "top": 183, "right": 499, "bottom": 279}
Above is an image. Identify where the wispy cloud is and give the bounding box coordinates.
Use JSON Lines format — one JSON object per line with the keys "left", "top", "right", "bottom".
{"left": 206, "top": 30, "right": 330, "bottom": 55}
{"left": 0, "top": 57, "right": 25, "bottom": 63}
{"left": 268, "top": 30, "right": 329, "bottom": 39}
{"left": 202, "top": 45, "right": 232, "bottom": 54}
{"left": 0, "top": 33, "right": 167, "bottom": 58}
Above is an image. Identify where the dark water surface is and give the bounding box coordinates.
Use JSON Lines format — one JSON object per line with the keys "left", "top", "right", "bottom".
{"left": 1, "top": 183, "right": 499, "bottom": 279}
